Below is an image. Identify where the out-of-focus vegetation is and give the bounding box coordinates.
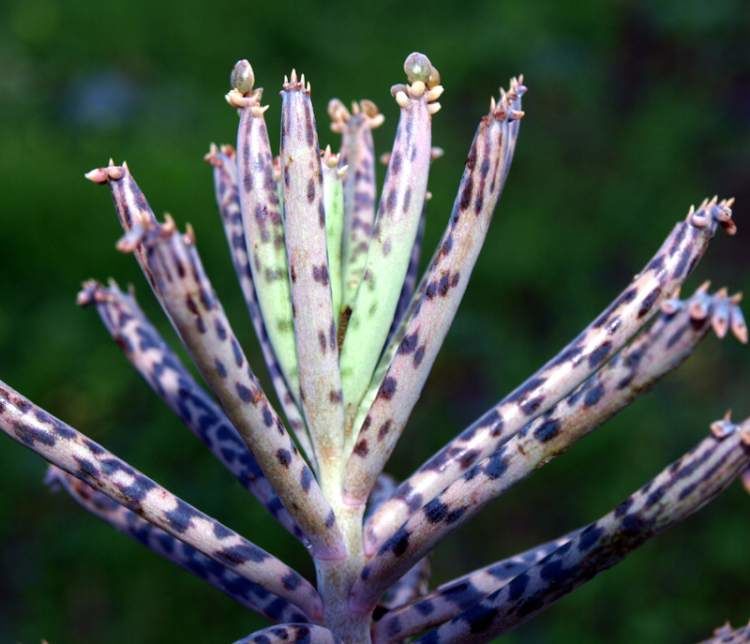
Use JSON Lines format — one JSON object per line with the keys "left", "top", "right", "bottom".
{"left": 0, "top": 1, "right": 748, "bottom": 642}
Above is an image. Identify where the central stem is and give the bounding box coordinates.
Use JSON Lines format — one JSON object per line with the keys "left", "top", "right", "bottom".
{"left": 317, "top": 470, "right": 371, "bottom": 643}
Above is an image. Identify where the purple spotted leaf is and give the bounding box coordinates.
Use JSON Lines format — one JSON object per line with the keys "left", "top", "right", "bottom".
{"left": 344, "top": 78, "right": 526, "bottom": 507}
{"left": 372, "top": 533, "right": 572, "bottom": 641}
{"left": 204, "top": 143, "right": 313, "bottom": 461}
{"left": 338, "top": 56, "right": 439, "bottom": 440}
{"left": 414, "top": 420, "right": 750, "bottom": 642}
{"left": 356, "top": 285, "right": 744, "bottom": 611}
{"left": 279, "top": 70, "right": 347, "bottom": 482}
{"left": 329, "top": 98, "right": 384, "bottom": 320}
{"left": 0, "top": 383, "right": 323, "bottom": 620}
{"left": 47, "top": 466, "right": 309, "bottom": 623}
{"left": 234, "top": 623, "right": 337, "bottom": 644}
{"left": 367, "top": 196, "right": 736, "bottom": 550}
{"left": 225, "top": 68, "right": 304, "bottom": 435}
{"left": 77, "top": 279, "right": 305, "bottom": 542}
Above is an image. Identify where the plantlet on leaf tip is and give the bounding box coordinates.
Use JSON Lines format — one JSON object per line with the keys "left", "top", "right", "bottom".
{"left": 0, "top": 51, "right": 747, "bottom": 643}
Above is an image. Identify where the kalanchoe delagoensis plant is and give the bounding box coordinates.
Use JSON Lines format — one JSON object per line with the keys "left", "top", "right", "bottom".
{"left": 1, "top": 51, "right": 748, "bottom": 643}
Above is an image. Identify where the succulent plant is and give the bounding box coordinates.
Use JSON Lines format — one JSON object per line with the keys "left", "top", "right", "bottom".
{"left": 0, "top": 52, "right": 747, "bottom": 643}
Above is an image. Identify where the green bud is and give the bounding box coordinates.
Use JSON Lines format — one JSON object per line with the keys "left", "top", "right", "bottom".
{"left": 231, "top": 59, "right": 255, "bottom": 94}
{"left": 403, "top": 52, "right": 432, "bottom": 84}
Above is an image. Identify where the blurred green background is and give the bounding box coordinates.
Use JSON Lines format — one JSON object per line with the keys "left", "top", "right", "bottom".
{"left": 1, "top": 0, "right": 749, "bottom": 642}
